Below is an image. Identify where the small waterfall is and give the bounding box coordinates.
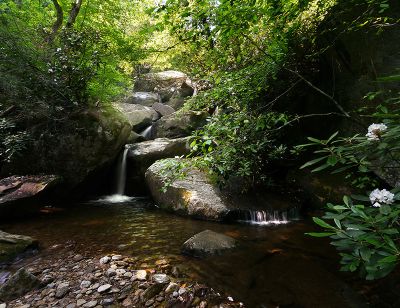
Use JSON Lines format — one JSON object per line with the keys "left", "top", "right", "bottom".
{"left": 238, "top": 208, "right": 299, "bottom": 226}
{"left": 97, "top": 146, "right": 133, "bottom": 203}
{"left": 139, "top": 125, "right": 153, "bottom": 140}
{"left": 116, "top": 146, "right": 129, "bottom": 195}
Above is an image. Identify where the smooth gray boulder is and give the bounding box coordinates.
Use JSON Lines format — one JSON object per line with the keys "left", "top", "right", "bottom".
{"left": 152, "top": 111, "right": 208, "bottom": 139}
{"left": 114, "top": 103, "right": 159, "bottom": 132}
{"left": 125, "top": 92, "right": 160, "bottom": 107}
{"left": 134, "top": 71, "right": 193, "bottom": 102}
{"left": 127, "top": 138, "right": 190, "bottom": 177}
{"left": 152, "top": 102, "right": 175, "bottom": 117}
{"left": 181, "top": 230, "right": 236, "bottom": 257}
{"left": 145, "top": 159, "right": 229, "bottom": 221}
{"left": 0, "top": 268, "right": 41, "bottom": 302}
{"left": 0, "top": 231, "right": 38, "bottom": 264}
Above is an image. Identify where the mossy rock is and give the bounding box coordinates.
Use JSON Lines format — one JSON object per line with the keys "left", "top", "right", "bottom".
{"left": 0, "top": 231, "right": 38, "bottom": 264}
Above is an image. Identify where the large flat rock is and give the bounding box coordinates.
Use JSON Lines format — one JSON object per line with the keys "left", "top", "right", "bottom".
{"left": 113, "top": 103, "right": 159, "bottom": 132}
{"left": 145, "top": 159, "right": 229, "bottom": 221}
{"left": 125, "top": 92, "right": 160, "bottom": 107}
{"left": 127, "top": 138, "right": 190, "bottom": 178}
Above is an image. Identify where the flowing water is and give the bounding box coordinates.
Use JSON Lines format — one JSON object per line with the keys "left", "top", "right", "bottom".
{"left": 0, "top": 198, "right": 369, "bottom": 307}
{"left": 139, "top": 125, "right": 153, "bottom": 140}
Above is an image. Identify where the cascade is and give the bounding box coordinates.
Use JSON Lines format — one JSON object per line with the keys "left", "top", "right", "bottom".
{"left": 239, "top": 207, "right": 299, "bottom": 226}
{"left": 116, "top": 147, "right": 129, "bottom": 195}
{"left": 98, "top": 146, "right": 133, "bottom": 203}
{"left": 139, "top": 125, "right": 153, "bottom": 140}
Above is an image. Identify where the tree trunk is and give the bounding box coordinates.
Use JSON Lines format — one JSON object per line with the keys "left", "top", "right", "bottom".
{"left": 47, "top": 0, "right": 63, "bottom": 43}
{"left": 66, "top": 0, "right": 83, "bottom": 28}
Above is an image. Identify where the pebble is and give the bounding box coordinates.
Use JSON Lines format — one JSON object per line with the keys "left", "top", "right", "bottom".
{"left": 106, "top": 268, "right": 116, "bottom": 277}
{"left": 56, "top": 282, "right": 70, "bottom": 298}
{"left": 80, "top": 280, "right": 91, "bottom": 288}
{"left": 123, "top": 272, "right": 132, "bottom": 278}
{"left": 66, "top": 304, "right": 76, "bottom": 308}
{"left": 102, "top": 298, "right": 114, "bottom": 306}
{"left": 111, "top": 255, "right": 123, "bottom": 261}
{"left": 83, "top": 300, "right": 98, "bottom": 308}
{"left": 74, "top": 254, "right": 84, "bottom": 262}
{"left": 77, "top": 299, "right": 87, "bottom": 306}
{"left": 115, "top": 269, "right": 126, "bottom": 276}
{"left": 172, "top": 291, "right": 179, "bottom": 298}
{"left": 0, "top": 304, "right": 6, "bottom": 308}
{"left": 152, "top": 273, "right": 170, "bottom": 284}
{"left": 97, "top": 284, "right": 112, "bottom": 293}
{"left": 165, "top": 282, "right": 179, "bottom": 293}
{"left": 132, "top": 270, "right": 147, "bottom": 281}
{"left": 91, "top": 283, "right": 100, "bottom": 290}
{"left": 178, "top": 287, "right": 187, "bottom": 296}
{"left": 99, "top": 256, "right": 110, "bottom": 265}
{"left": 145, "top": 299, "right": 154, "bottom": 306}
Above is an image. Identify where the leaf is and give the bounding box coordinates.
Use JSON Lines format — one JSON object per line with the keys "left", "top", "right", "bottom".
{"left": 300, "top": 156, "right": 327, "bottom": 169}
{"left": 306, "top": 232, "right": 336, "bottom": 237}
{"left": 351, "top": 194, "right": 370, "bottom": 202}
{"left": 312, "top": 217, "right": 335, "bottom": 229}
{"left": 311, "top": 163, "right": 331, "bottom": 173}
{"left": 378, "top": 255, "right": 397, "bottom": 264}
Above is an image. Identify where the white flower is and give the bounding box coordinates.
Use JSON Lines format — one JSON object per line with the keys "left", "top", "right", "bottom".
{"left": 48, "top": 68, "right": 53, "bottom": 73}
{"left": 369, "top": 188, "right": 394, "bottom": 207}
{"left": 56, "top": 47, "right": 61, "bottom": 52}
{"left": 366, "top": 123, "right": 387, "bottom": 141}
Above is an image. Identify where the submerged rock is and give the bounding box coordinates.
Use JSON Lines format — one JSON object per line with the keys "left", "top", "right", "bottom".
{"left": 181, "top": 230, "right": 236, "bottom": 257}
{"left": 0, "top": 231, "right": 38, "bottom": 264}
{"left": 0, "top": 268, "right": 41, "bottom": 302}
{"left": 152, "top": 110, "right": 208, "bottom": 139}
{"left": 125, "top": 92, "right": 160, "bottom": 107}
{"left": 145, "top": 159, "right": 229, "bottom": 221}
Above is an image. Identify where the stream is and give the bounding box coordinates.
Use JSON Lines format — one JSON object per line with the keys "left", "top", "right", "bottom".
{"left": 0, "top": 197, "right": 371, "bottom": 307}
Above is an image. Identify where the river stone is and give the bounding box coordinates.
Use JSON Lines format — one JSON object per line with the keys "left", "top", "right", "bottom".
{"left": 132, "top": 270, "right": 147, "bottom": 281}
{"left": 113, "top": 103, "right": 159, "bottom": 132}
{"left": 0, "top": 231, "right": 38, "bottom": 264}
{"left": 134, "top": 71, "right": 192, "bottom": 102}
{"left": 141, "top": 283, "right": 165, "bottom": 302}
{"left": 152, "top": 102, "right": 175, "bottom": 117}
{"left": 0, "top": 268, "right": 41, "bottom": 302}
{"left": 97, "top": 284, "right": 112, "bottom": 293}
{"left": 152, "top": 274, "right": 170, "bottom": 284}
{"left": 126, "top": 137, "right": 190, "bottom": 178}
{"left": 165, "top": 282, "right": 179, "bottom": 294}
{"left": 125, "top": 92, "right": 160, "bottom": 107}
{"left": 145, "top": 159, "right": 230, "bottom": 221}
{"left": 152, "top": 110, "right": 208, "bottom": 139}
{"left": 56, "top": 282, "right": 70, "bottom": 298}
{"left": 181, "top": 230, "right": 236, "bottom": 257}
{"left": 99, "top": 256, "right": 110, "bottom": 264}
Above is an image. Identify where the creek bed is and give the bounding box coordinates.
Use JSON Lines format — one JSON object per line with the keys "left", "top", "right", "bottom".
{"left": 0, "top": 197, "right": 378, "bottom": 307}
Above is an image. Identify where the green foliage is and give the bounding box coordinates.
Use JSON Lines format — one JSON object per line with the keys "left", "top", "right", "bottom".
{"left": 155, "top": 158, "right": 190, "bottom": 193}
{"left": 0, "top": 117, "right": 29, "bottom": 167}
{"left": 188, "top": 111, "right": 289, "bottom": 188}
{"left": 307, "top": 193, "right": 400, "bottom": 280}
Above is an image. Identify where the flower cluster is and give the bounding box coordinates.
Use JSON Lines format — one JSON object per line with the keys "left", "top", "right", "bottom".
{"left": 369, "top": 188, "right": 394, "bottom": 207}
{"left": 366, "top": 123, "right": 387, "bottom": 141}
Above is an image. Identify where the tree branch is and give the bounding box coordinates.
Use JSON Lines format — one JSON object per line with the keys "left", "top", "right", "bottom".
{"left": 67, "top": 0, "right": 83, "bottom": 28}
{"left": 47, "top": 0, "right": 64, "bottom": 43}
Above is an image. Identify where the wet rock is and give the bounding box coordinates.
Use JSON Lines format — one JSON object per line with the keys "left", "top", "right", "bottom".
{"left": 181, "top": 230, "right": 236, "bottom": 257}
{"left": 152, "top": 110, "right": 208, "bottom": 139}
{"left": 152, "top": 102, "right": 175, "bottom": 117}
{"left": 146, "top": 159, "right": 230, "bottom": 221}
{"left": 152, "top": 274, "right": 170, "bottom": 284}
{"left": 101, "top": 298, "right": 114, "bottom": 306}
{"left": 126, "top": 92, "right": 160, "bottom": 107}
{"left": 0, "top": 268, "right": 41, "bottom": 302}
{"left": 113, "top": 103, "right": 159, "bottom": 132}
{"left": 0, "top": 231, "right": 38, "bottom": 264}
{"left": 127, "top": 137, "right": 190, "bottom": 179}
{"left": 97, "top": 284, "right": 112, "bottom": 293}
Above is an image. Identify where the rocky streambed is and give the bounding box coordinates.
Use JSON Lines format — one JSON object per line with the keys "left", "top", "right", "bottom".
{"left": 1, "top": 248, "right": 240, "bottom": 308}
